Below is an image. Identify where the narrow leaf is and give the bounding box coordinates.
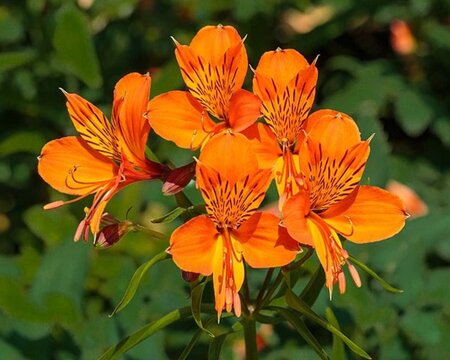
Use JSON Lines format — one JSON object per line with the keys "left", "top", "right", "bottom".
{"left": 325, "top": 307, "right": 346, "bottom": 360}
{"left": 0, "top": 49, "right": 36, "bottom": 72}
{"left": 208, "top": 333, "right": 228, "bottom": 360}
{"left": 179, "top": 326, "right": 204, "bottom": 360}
{"left": 285, "top": 290, "right": 371, "bottom": 359}
{"left": 300, "top": 265, "right": 325, "bottom": 306}
{"left": 99, "top": 306, "right": 191, "bottom": 360}
{"left": 191, "top": 280, "right": 214, "bottom": 337}
{"left": 110, "top": 251, "right": 170, "bottom": 316}
{"left": 349, "top": 255, "right": 403, "bottom": 293}
{"left": 278, "top": 307, "right": 329, "bottom": 360}
{"left": 150, "top": 207, "right": 186, "bottom": 223}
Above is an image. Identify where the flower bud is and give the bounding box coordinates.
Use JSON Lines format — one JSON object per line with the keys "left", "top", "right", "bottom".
{"left": 94, "top": 219, "right": 133, "bottom": 248}
{"left": 181, "top": 270, "right": 200, "bottom": 283}
{"left": 162, "top": 161, "right": 196, "bottom": 195}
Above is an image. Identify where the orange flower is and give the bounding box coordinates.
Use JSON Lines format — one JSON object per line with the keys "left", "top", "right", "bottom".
{"left": 169, "top": 133, "right": 299, "bottom": 319}
{"left": 244, "top": 48, "right": 318, "bottom": 204}
{"left": 281, "top": 111, "right": 407, "bottom": 295}
{"left": 38, "top": 73, "right": 167, "bottom": 240}
{"left": 148, "top": 25, "right": 261, "bottom": 150}
{"left": 390, "top": 20, "right": 417, "bottom": 55}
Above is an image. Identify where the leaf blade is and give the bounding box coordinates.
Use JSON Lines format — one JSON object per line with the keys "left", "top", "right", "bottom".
{"left": 110, "top": 251, "right": 170, "bottom": 316}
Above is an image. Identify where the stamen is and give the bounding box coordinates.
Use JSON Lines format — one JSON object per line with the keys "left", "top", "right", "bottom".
{"left": 348, "top": 263, "right": 362, "bottom": 288}
{"left": 338, "top": 271, "right": 346, "bottom": 294}
{"left": 233, "top": 292, "right": 242, "bottom": 317}
{"left": 43, "top": 200, "right": 65, "bottom": 210}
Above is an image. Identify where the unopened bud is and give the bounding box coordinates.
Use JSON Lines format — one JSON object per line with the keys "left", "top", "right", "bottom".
{"left": 95, "top": 220, "right": 133, "bottom": 248}
{"left": 162, "top": 161, "right": 196, "bottom": 195}
{"left": 181, "top": 270, "right": 200, "bottom": 283}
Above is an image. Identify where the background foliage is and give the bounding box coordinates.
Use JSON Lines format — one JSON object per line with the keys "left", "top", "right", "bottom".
{"left": 1, "top": 0, "right": 449, "bottom": 358}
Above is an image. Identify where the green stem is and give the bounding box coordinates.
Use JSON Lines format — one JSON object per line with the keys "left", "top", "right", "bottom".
{"left": 254, "top": 268, "right": 274, "bottom": 309}
{"left": 242, "top": 316, "right": 258, "bottom": 360}
{"left": 133, "top": 224, "right": 169, "bottom": 241}
{"left": 257, "top": 270, "right": 284, "bottom": 311}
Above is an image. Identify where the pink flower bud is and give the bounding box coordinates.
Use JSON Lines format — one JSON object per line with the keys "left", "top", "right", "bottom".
{"left": 181, "top": 270, "right": 200, "bottom": 283}
{"left": 162, "top": 161, "right": 196, "bottom": 195}
{"left": 95, "top": 220, "right": 133, "bottom": 248}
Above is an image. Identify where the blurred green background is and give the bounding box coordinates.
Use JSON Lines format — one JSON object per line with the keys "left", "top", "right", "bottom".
{"left": 1, "top": 0, "right": 449, "bottom": 359}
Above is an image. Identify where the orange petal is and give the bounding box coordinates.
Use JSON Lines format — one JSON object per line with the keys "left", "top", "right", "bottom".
{"left": 228, "top": 89, "right": 261, "bottom": 133}
{"left": 198, "top": 132, "right": 259, "bottom": 182}
{"left": 113, "top": 72, "right": 151, "bottom": 164}
{"left": 62, "top": 91, "right": 119, "bottom": 161}
{"left": 281, "top": 191, "right": 314, "bottom": 246}
{"left": 253, "top": 59, "right": 318, "bottom": 145}
{"left": 299, "top": 136, "right": 371, "bottom": 211}
{"left": 254, "top": 48, "right": 309, "bottom": 90}
{"left": 322, "top": 186, "right": 407, "bottom": 243}
{"left": 242, "top": 123, "right": 281, "bottom": 169}
{"left": 304, "top": 109, "right": 361, "bottom": 157}
{"left": 234, "top": 212, "right": 299, "bottom": 268}
{"left": 147, "top": 90, "right": 215, "bottom": 149}
{"left": 170, "top": 215, "right": 219, "bottom": 275}
{"left": 196, "top": 159, "right": 272, "bottom": 227}
{"left": 174, "top": 25, "right": 247, "bottom": 120}
{"left": 189, "top": 24, "right": 245, "bottom": 65}
{"left": 386, "top": 180, "right": 428, "bottom": 218}
{"left": 38, "top": 136, "right": 117, "bottom": 195}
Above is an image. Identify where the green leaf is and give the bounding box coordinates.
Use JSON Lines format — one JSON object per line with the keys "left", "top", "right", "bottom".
{"left": 395, "top": 89, "right": 433, "bottom": 136}
{"left": 191, "top": 280, "right": 215, "bottom": 337}
{"left": 99, "top": 306, "right": 191, "bottom": 360}
{"left": 179, "top": 328, "right": 203, "bottom": 360}
{"left": 0, "top": 131, "right": 45, "bottom": 157}
{"left": 277, "top": 307, "right": 329, "bottom": 360}
{"left": 208, "top": 333, "right": 228, "bottom": 360}
{"left": 23, "top": 205, "right": 78, "bottom": 247}
{"left": 300, "top": 265, "right": 325, "bottom": 306}
{"left": 150, "top": 207, "right": 187, "bottom": 223}
{"left": 0, "top": 49, "right": 36, "bottom": 72}
{"left": 53, "top": 4, "right": 102, "bottom": 88}
{"left": 150, "top": 204, "right": 205, "bottom": 223}
{"left": 285, "top": 290, "right": 371, "bottom": 359}
{"left": 110, "top": 251, "right": 170, "bottom": 316}
{"left": 179, "top": 317, "right": 215, "bottom": 360}
{"left": 325, "top": 308, "right": 346, "bottom": 360}
{"left": 349, "top": 255, "right": 403, "bottom": 293}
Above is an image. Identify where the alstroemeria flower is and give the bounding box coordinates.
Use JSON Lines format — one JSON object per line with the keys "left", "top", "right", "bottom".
{"left": 244, "top": 48, "right": 318, "bottom": 204}
{"left": 148, "top": 25, "right": 261, "bottom": 150}
{"left": 169, "top": 133, "right": 299, "bottom": 319}
{"left": 282, "top": 110, "right": 407, "bottom": 295}
{"left": 38, "top": 73, "right": 167, "bottom": 239}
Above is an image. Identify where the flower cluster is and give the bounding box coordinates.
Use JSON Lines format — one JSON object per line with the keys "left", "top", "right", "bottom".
{"left": 38, "top": 24, "right": 407, "bottom": 319}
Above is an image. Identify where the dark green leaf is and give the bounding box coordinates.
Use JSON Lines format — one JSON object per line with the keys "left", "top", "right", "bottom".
{"left": 179, "top": 317, "right": 215, "bottom": 360}
{"left": 278, "top": 307, "right": 329, "bottom": 360}
{"left": 395, "top": 89, "right": 433, "bottom": 136}
{"left": 325, "top": 307, "right": 346, "bottom": 360}
{"left": 99, "top": 306, "right": 191, "bottom": 360}
{"left": 178, "top": 328, "right": 203, "bottom": 360}
{"left": 0, "top": 131, "right": 45, "bottom": 156}
{"left": 349, "top": 255, "right": 403, "bottom": 293}
{"left": 300, "top": 265, "right": 325, "bottom": 306}
{"left": 110, "top": 251, "right": 170, "bottom": 316}
{"left": 191, "top": 280, "right": 215, "bottom": 337}
{"left": 0, "top": 50, "right": 36, "bottom": 72}
{"left": 53, "top": 4, "right": 102, "bottom": 88}
{"left": 208, "top": 333, "right": 228, "bottom": 360}
{"left": 285, "top": 290, "right": 371, "bottom": 359}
